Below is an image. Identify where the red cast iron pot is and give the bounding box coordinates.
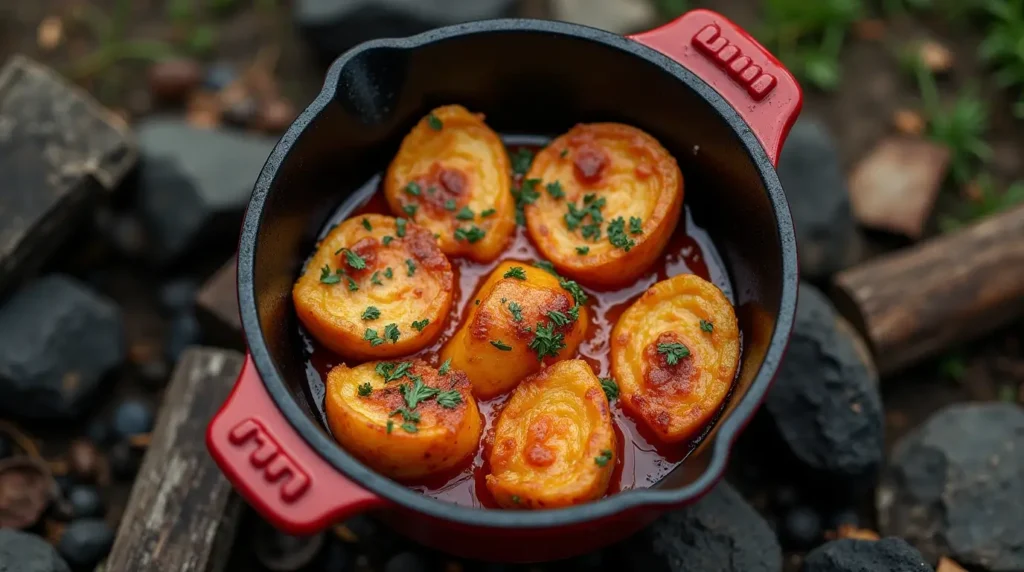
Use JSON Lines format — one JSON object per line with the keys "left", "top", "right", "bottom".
{"left": 207, "top": 9, "right": 802, "bottom": 563}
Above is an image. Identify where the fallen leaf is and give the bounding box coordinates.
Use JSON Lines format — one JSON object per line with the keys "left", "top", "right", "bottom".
{"left": 937, "top": 557, "right": 967, "bottom": 572}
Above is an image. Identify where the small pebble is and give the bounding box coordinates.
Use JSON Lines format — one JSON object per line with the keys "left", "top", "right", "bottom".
{"left": 203, "top": 62, "right": 237, "bottom": 91}
{"left": 68, "top": 485, "right": 104, "bottom": 519}
{"left": 85, "top": 420, "right": 111, "bottom": 448}
{"left": 58, "top": 518, "right": 115, "bottom": 570}
{"left": 385, "top": 552, "right": 429, "bottom": 572}
{"left": 783, "top": 506, "right": 823, "bottom": 549}
{"left": 0, "top": 434, "right": 11, "bottom": 459}
{"left": 166, "top": 312, "right": 202, "bottom": 362}
{"left": 112, "top": 400, "right": 155, "bottom": 439}
{"left": 68, "top": 439, "right": 100, "bottom": 483}
{"left": 109, "top": 441, "right": 141, "bottom": 480}
{"left": 148, "top": 58, "right": 203, "bottom": 103}
{"left": 256, "top": 98, "right": 297, "bottom": 133}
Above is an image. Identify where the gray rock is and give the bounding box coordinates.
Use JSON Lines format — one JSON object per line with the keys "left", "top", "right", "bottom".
{"left": 877, "top": 402, "right": 1024, "bottom": 572}
{"left": 764, "top": 282, "right": 883, "bottom": 486}
{"left": 136, "top": 118, "right": 276, "bottom": 263}
{"left": 0, "top": 275, "right": 124, "bottom": 420}
{"left": 802, "top": 538, "right": 933, "bottom": 572}
{"left": 0, "top": 529, "right": 71, "bottom": 572}
{"left": 295, "top": 0, "right": 518, "bottom": 63}
{"left": 57, "top": 518, "right": 114, "bottom": 570}
{"left": 777, "top": 117, "right": 861, "bottom": 279}
{"left": 612, "top": 482, "right": 782, "bottom": 572}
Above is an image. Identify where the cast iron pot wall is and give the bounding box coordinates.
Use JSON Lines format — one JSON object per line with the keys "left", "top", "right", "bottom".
{"left": 237, "top": 18, "right": 797, "bottom": 561}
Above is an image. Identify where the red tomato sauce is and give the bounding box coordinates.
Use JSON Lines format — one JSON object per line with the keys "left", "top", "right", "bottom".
{"left": 300, "top": 142, "right": 736, "bottom": 509}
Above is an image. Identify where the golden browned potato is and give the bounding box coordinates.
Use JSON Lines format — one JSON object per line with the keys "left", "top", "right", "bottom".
{"left": 384, "top": 105, "right": 516, "bottom": 263}
{"left": 292, "top": 214, "right": 453, "bottom": 361}
{"left": 485, "top": 359, "right": 616, "bottom": 509}
{"left": 610, "top": 274, "right": 739, "bottom": 444}
{"left": 439, "top": 261, "right": 589, "bottom": 399}
{"left": 524, "top": 123, "right": 683, "bottom": 288}
{"left": 325, "top": 359, "right": 482, "bottom": 481}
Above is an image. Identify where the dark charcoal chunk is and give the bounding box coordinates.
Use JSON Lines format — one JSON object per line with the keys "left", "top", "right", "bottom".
{"left": 777, "top": 116, "right": 861, "bottom": 279}
{"left": 57, "top": 518, "right": 114, "bottom": 570}
{"left": 111, "top": 399, "right": 155, "bottom": 439}
{"left": 764, "top": 282, "right": 882, "bottom": 489}
{"left": 0, "top": 528, "right": 71, "bottom": 572}
{"left": 0, "top": 56, "right": 136, "bottom": 300}
{"left": 316, "top": 539, "right": 351, "bottom": 572}
{"left": 108, "top": 441, "right": 142, "bottom": 480}
{"left": 136, "top": 118, "right": 276, "bottom": 264}
{"left": 295, "top": 0, "right": 517, "bottom": 63}
{"left": 84, "top": 420, "right": 111, "bottom": 448}
{"left": 0, "top": 275, "right": 124, "bottom": 420}
{"left": 384, "top": 552, "right": 429, "bottom": 572}
{"left": 610, "top": 482, "right": 782, "bottom": 572}
{"left": 802, "top": 538, "right": 932, "bottom": 572}
{"left": 157, "top": 278, "right": 198, "bottom": 314}
{"left": 165, "top": 312, "right": 202, "bottom": 362}
{"left": 878, "top": 402, "right": 1024, "bottom": 572}
{"left": 67, "top": 485, "right": 103, "bottom": 519}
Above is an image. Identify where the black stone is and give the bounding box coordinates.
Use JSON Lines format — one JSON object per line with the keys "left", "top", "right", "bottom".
{"left": 385, "top": 552, "right": 429, "bottom": 572}
{"left": 111, "top": 399, "right": 154, "bottom": 439}
{"left": 878, "top": 402, "right": 1024, "bottom": 572}
{"left": 136, "top": 357, "right": 169, "bottom": 387}
{"left": 802, "top": 538, "right": 933, "bottom": 572}
{"left": 92, "top": 207, "right": 147, "bottom": 259}
{"left": 0, "top": 275, "right": 125, "bottom": 420}
{"left": 158, "top": 278, "right": 198, "bottom": 314}
{"left": 67, "top": 485, "right": 103, "bottom": 519}
{"left": 763, "top": 282, "right": 882, "bottom": 490}
{"left": 136, "top": 118, "right": 277, "bottom": 264}
{"left": 84, "top": 420, "right": 111, "bottom": 448}
{"left": 777, "top": 116, "right": 861, "bottom": 279}
{"left": 611, "top": 482, "right": 782, "bottom": 572}
{"left": 165, "top": 312, "right": 201, "bottom": 363}
{"left": 316, "top": 540, "right": 351, "bottom": 572}
{"left": 295, "top": 0, "right": 517, "bottom": 64}
{"left": 54, "top": 475, "right": 75, "bottom": 496}
{"left": 0, "top": 528, "right": 71, "bottom": 572}
{"left": 782, "top": 506, "right": 822, "bottom": 550}
{"left": 773, "top": 485, "right": 800, "bottom": 510}
{"left": 108, "top": 441, "right": 141, "bottom": 480}
{"left": 57, "top": 518, "right": 114, "bottom": 571}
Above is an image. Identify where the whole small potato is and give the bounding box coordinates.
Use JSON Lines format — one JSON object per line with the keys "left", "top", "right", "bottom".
{"left": 325, "top": 359, "right": 482, "bottom": 481}
{"left": 385, "top": 105, "right": 516, "bottom": 263}
{"left": 524, "top": 123, "right": 683, "bottom": 288}
{"left": 292, "top": 214, "right": 453, "bottom": 360}
{"left": 611, "top": 274, "right": 739, "bottom": 444}
{"left": 485, "top": 359, "right": 616, "bottom": 509}
{"left": 439, "top": 261, "right": 589, "bottom": 399}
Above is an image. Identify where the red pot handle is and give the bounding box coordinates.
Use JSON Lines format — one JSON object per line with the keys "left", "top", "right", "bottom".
{"left": 206, "top": 354, "right": 386, "bottom": 534}
{"left": 629, "top": 9, "right": 802, "bottom": 166}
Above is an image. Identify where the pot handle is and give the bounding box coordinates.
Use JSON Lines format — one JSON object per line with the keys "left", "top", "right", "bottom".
{"left": 206, "top": 354, "right": 386, "bottom": 535}
{"left": 629, "top": 9, "right": 802, "bottom": 166}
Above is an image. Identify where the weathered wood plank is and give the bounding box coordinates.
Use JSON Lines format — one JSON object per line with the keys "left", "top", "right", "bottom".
{"left": 196, "top": 256, "right": 243, "bottom": 349}
{"left": 0, "top": 55, "right": 136, "bottom": 298}
{"left": 833, "top": 204, "right": 1024, "bottom": 376}
{"left": 106, "top": 347, "right": 244, "bottom": 572}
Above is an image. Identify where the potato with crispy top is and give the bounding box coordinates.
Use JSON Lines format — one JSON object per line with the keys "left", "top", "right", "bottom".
{"left": 485, "top": 359, "right": 616, "bottom": 509}
{"left": 325, "top": 358, "right": 482, "bottom": 481}
{"left": 292, "top": 214, "right": 454, "bottom": 361}
{"left": 439, "top": 261, "right": 589, "bottom": 399}
{"left": 611, "top": 274, "right": 739, "bottom": 444}
{"left": 384, "top": 105, "right": 516, "bottom": 262}
{"left": 524, "top": 123, "right": 683, "bottom": 288}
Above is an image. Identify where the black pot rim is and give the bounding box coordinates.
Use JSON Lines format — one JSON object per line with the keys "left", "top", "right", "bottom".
{"left": 237, "top": 17, "right": 799, "bottom": 529}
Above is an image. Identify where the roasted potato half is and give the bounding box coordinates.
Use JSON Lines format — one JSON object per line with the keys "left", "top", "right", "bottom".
{"left": 610, "top": 274, "right": 739, "bottom": 444}
{"left": 292, "top": 214, "right": 454, "bottom": 361}
{"left": 524, "top": 123, "right": 683, "bottom": 288}
{"left": 325, "top": 359, "right": 482, "bottom": 481}
{"left": 384, "top": 105, "right": 516, "bottom": 263}
{"left": 485, "top": 359, "right": 616, "bottom": 509}
{"left": 439, "top": 261, "right": 589, "bottom": 399}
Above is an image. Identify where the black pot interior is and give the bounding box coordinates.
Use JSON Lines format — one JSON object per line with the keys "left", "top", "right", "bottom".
{"left": 242, "top": 20, "right": 794, "bottom": 526}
